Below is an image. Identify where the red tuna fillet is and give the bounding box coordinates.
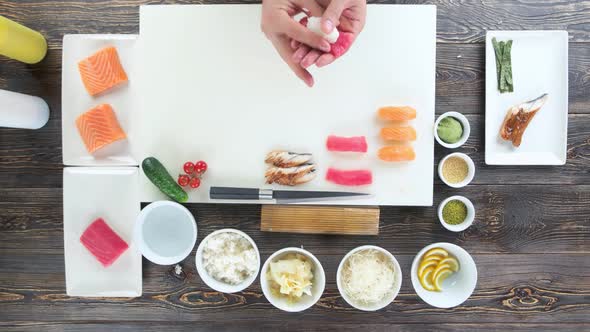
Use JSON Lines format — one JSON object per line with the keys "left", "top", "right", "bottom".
{"left": 80, "top": 218, "right": 129, "bottom": 267}
{"left": 326, "top": 135, "right": 368, "bottom": 153}
{"left": 326, "top": 168, "right": 373, "bottom": 186}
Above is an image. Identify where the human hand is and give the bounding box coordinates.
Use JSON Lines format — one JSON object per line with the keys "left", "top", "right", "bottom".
{"left": 261, "top": 0, "right": 334, "bottom": 87}
{"left": 291, "top": 0, "right": 366, "bottom": 69}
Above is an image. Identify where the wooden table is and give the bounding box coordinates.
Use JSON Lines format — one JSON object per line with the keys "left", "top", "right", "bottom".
{"left": 1, "top": 1, "right": 589, "bottom": 331}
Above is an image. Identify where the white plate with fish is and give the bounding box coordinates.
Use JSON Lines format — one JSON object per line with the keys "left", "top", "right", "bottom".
{"left": 62, "top": 34, "right": 139, "bottom": 166}
{"left": 485, "top": 31, "right": 568, "bottom": 165}
{"left": 63, "top": 167, "right": 142, "bottom": 297}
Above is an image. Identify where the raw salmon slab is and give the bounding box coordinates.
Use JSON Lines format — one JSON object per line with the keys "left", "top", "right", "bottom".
{"left": 78, "top": 46, "right": 128, "bottom": 96}
{"left": 80, "top": 217, "right": 129, "bottom": 267}
{"left": 76, "top": 104, "right": 126, "bottom": 153}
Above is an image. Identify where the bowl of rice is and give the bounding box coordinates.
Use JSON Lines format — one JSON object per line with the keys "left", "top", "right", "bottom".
{"left": 195, "top": 228, "right": 260, "bottom": 293}
{"left": 336, "top": 245, "right": 402, "bottom": 311}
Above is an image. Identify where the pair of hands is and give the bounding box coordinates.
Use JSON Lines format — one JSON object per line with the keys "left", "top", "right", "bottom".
{"left": 261, "top": 0, "right": 366, "bottom": 87}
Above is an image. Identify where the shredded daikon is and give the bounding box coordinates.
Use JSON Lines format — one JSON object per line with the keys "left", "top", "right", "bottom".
{"left": 340, "top": 249, "right": 395, "bottom": 305}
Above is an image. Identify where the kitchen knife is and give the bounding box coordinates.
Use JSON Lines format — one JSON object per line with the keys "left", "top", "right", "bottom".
{"left": 210, "top": 187, "right": 369, "bottom": 201}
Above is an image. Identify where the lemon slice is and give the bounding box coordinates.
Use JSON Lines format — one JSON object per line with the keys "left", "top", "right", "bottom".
{"left": 433, "top": 263, "right": 453, "bottom": 280}
{"left": 433, "top": 268, "right": 454, "bottom": 291}
{"left": 418, "top": 259, "right": 439, "bottom": 278}
{"left": 422, "top": 254, "right": 445, "bottom": 263}
{"left": 419, "top": 266, "right": 437, "bottom": 291}
{"left": 423, "top": 248, "right": 449, "bottom": 259}
{"left": 439, "top": 257, "right": 460, "bottom": 272}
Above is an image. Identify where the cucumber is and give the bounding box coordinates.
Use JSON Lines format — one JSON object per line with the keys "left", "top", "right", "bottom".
{"left": 142, "top": 157, "right": 188, "bottom": 203}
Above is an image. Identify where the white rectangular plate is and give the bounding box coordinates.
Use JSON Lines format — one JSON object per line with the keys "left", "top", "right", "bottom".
{"left": 62, "top": 34, "right": 139, "bottom": 166}
{"left": 485, "top": 31, "right": 568, "bottom": 165}
{"left": 136, "top": 4, "right": 437, "bottom": 206}
{"left": 63, "top": 167, "right": 141, "bottom": 297}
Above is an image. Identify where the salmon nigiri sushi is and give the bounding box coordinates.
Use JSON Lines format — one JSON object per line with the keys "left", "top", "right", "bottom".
{"left": 380, "top": 126, "right": 417, "bottom": 142}
{"left": 78, "top": 46, "right": 128, "bottom": 96}
{"left": 378, "top": 145, "right": 416, "bottom": 162}
{"left": 378, "top": 106, "right": 417, "bottom": 121}
{"left": 76, "top": 104, "right": 127, "bottom": 154}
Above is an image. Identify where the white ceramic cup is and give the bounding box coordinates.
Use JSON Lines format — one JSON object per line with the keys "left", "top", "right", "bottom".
{"left": 411, "top": 242, "right": 478, "bottom": 308}
{"left": 434, "top": 112, "right": 470, "bottom": 149}
{"left": 261, "top": 247, "right": 325, "bottom": 312}
{"left": 134, "top": 201, "right": 197, "bottom": 265}
{"left": 438, "top": 196, "right": 476, "bottom": 232}
{"left": 438, "top": 152, "right": 476, "bottom": 188}
{"left": 195, "top": 228, "right": 260, "bottom": 293}
{"left": 336, "top": 245, "right": 402, "bottom": 311}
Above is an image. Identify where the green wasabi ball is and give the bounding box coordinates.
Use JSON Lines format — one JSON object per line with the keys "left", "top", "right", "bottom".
{"left": 437, "top": 117, "right": 463, "bottom": 144}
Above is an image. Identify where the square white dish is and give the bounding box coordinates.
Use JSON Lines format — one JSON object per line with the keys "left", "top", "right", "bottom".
{"left": 62, "top": 34, "right": 138, "bottom": 166}
{"left": 136, "top": 4, "right": 437, "bottom": 206}
{"left": 485, "top": 31, "right": 569, "bottom": 165}
{"left": 63, "top": 167, "right": 141, "bottom": 297}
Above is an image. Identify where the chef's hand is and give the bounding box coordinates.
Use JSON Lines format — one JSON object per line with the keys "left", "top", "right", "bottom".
{"left": 261, "top": 0, "right": 333, "bottom": 87}
{"left": 291, "top": 0, "right": 366, "bottom": 69}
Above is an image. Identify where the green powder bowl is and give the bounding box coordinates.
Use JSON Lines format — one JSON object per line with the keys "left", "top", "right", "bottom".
{"left": 437, "top": 196, "right": 475, "bottom": 232}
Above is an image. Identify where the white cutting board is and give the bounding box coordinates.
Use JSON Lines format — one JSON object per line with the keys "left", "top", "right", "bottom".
{"left": 135, "top": 4, "right": 436, "bottom": 206}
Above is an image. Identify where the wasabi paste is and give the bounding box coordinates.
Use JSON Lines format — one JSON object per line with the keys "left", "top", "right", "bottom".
{"left": 437, "top": 117, "right": 463, "bottom": 144}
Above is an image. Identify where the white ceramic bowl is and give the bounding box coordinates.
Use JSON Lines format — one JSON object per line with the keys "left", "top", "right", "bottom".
{"left": 438, "top": 152, "right": 476, "bottom": 188}
{"left": 261, "top": 247, "right": 325, "bottom": 312}
{"left": 134, "top": 201, "right": 197, "bottom": 265}
{"left": 438, "top": 196, "right": 476, "bottom": 232}
{"left": 434, "top": 112, "right": 471, "bottom": 149}
{"left": 336, "top": 245, "right": 402, "bottom": 311}
{"left": 195, "top": 228, "right": 260, "bottom": 293}
{"left": 411, "top": 243, "right": 477, "bottom": 308}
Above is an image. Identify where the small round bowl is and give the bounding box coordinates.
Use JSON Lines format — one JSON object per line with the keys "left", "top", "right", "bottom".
{"left": 434, "top": 112, "right": 471, "bottom": 149}
{"left": 438, "top": 196, "right": 475, "bottom": 232}
{"left": 336, "top": 245, "right": 402, "bottom": 311}
{"left": 261, "top": 247, "right": 325, "bottom": 312}
{"left": 411, "top": 242, "right": 477, "bottom": 308}
{"left": 195, "top": 228, "right": 260, "bottom": 294}
{"left": 134, "top": 201, "right": 197, "bottom": 265}
{"left": 438, "top": 152, "right": 476, "bottom": 188}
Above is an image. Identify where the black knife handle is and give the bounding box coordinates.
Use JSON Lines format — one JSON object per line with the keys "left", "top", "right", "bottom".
{"left": 210, "top": 187, "right": 260, "bottom": 200}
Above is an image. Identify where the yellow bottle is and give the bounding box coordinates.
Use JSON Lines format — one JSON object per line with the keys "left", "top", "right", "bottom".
{"left": 0, "top": 15, "right": 47, "bottom": 64}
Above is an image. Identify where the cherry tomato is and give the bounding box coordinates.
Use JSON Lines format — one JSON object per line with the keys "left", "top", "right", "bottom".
{"left": 189, "top": 177, "right": 201, "bottom": 189}
{"left": 183, "top": 162, "right": 195, "bottom": 174}
{"left": 177, "top": 175, "right": 190, "bottom": 187}
{"left": 195, "top": 160, "right": 207, "bottom": 173}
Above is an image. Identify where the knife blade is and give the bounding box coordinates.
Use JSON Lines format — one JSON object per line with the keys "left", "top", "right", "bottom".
{"left": 209, "top": 187, "right": 369, "bottom": 201}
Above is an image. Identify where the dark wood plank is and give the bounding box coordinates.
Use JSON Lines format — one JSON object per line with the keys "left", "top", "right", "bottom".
{"left": 1, "top": 184, "right": 589, "bottom": 253}
{"left": 1, "top": 322, "right": 588, "bottom": 332}
{"left": 0, "top": 250, "right": 588, "bottom": 323}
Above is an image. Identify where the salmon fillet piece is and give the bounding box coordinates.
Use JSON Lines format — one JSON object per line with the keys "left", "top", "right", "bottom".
{"left": 378, "top": 145, "right": 416, "bottom": 162}
{"left": 76, "top": 104, "right": 126, "bottom": 154}
{"left": 78, "top": 46, "right": 128, "bottom": 96}
{"left": 380, "top": 126, "right": 417, "bottom": 142}
{"left": 378, "top": 106, "right": 417, "bottom": 121}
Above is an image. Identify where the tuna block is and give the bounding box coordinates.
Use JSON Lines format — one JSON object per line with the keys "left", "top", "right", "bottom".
{"left": 80, "top": 218, "right": 129, "bottom": 267}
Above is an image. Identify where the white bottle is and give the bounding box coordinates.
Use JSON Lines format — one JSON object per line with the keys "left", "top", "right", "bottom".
{"left": 0, "top": 89, "right": 49, "bottom": 129}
